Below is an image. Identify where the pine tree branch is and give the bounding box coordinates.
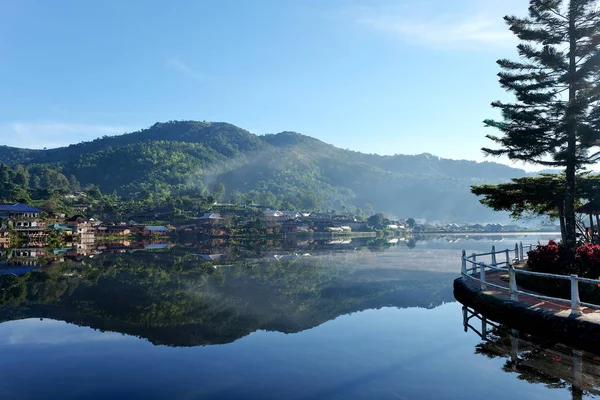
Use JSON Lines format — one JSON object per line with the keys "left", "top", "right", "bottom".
{"left": 548, "top": 7, "right": 568, "bottom": 20}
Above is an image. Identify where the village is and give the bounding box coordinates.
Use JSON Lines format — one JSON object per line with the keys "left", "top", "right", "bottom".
{"left": 0, "top": 201, "right": 557, "bottom": 250}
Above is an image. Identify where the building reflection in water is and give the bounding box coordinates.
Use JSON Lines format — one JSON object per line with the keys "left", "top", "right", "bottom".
{"left": 462, "top": 306, "right": 600, "bottom": 400}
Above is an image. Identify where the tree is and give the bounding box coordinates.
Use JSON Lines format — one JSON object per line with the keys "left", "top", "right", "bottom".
{"left": 84, "top": 184, "right": 102, "bottom": 199}
{"left": 472, "top": 173, "right": 600, "bottom": 241}
{"left": 363, "top": 203, "right": 375, "bottom": 217}
{"left": 211, "top": 183, "right": 225, "bottom": 203}
{"left": 69, "top": 175, "right": 81, "bottom": 192}
{"left": 406, "top": 217, "right": 416, "bottom": 228}
{"left": 482, "top": 0, "right": 600, "bottom": 263}
{"left": 367, "top": 213, "right": 391, "bottom": 230}
{"left": 13, "top": 165, "right": 29, "bottom": 187}
{"left": 230, "top": 190, "right": 244, "bottom": 205}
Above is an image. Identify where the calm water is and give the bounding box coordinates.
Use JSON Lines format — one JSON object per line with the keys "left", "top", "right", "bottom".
{"left": 1, "top": 233, "right": 596, "bottom": 400}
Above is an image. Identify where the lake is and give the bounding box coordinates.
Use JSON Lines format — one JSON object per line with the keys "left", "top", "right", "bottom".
{"left": 0, "top": 233, "right": 597, "bottom": 400}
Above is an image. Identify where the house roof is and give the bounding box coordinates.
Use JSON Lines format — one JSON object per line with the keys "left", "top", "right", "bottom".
{"left": 67, "top": 215, "right": 88, "bottom": 222}
{"left": 145, "top": 226, "right": 169, "bottom": 231}
{"left": 198, "top": 212, "right": 223, "bottom": 220}
{"left": 264, "top": 209, "right": 282, "bottom": 216}
{"left": 0, "top": 203, "right": 42, "bottom": 214}
{"left": 577, "top": 201, "right": 600, "bottom": 215}
{"left": 105, "top": 225, "right": 131, "bottom": 231}
{"left": 198, "top": 254, "right": 223, "bottom": 261}
{"left": 145, "top": 243, "right": 169, "bottom": 249}
{"left": 49, "top": 224, "right": 74, "bottom": 231}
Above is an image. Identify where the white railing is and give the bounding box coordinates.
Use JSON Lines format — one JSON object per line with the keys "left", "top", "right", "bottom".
{"left": 461, "top": 242, "right": 600, "bottom": 318}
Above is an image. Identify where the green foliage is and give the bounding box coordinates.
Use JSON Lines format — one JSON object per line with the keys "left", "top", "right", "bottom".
{"left": 367, "top": 213, "right": 391, "bottom": 230}
{"left": 0, "top": 121, "right": 533, "bottom": 221}
{"left": 481, "top": 0, "right": 600, "bottom": 259}
{"left": 483, "top": 1, "right": 600, "bottom": 167}
{"left": 472, "top": 173, "right": 600, "bottom": 241}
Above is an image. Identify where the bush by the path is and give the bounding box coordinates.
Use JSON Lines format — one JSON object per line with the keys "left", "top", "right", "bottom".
{"left": 526, "top": 240, "right": 600, "bottom": 279}
{"left": 518, "top": 240, "right": 600, "bottom": 305}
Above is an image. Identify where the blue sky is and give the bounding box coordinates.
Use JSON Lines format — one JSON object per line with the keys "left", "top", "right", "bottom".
{"left": 1, "top": 0, "right": 532, "bottom": 167}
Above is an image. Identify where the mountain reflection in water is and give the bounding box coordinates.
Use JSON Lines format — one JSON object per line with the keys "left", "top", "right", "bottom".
{"left": 0, "top": 238, "right": 462, "bottom": 347}
{"left": 3, "top": 234, "right": 592, "bottom": 400}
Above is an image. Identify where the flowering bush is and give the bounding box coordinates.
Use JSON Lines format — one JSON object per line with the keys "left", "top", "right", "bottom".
{"left": 527, "top": 240, "right": 563, "bottom": 274}
{"left": 575, "top": 243, "right": 600, "bottom": 278}
{"left": 527, "top": 240, "right": 600, "bottom": 278}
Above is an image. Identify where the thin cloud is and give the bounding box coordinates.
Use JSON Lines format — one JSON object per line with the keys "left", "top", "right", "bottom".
{"left": 2, "top": 121, "right": 133, "bottom": 149}
{"left": 166, "top": 57, "right": 204, "bottom": 81}
{"left": 358, "top": 13, "right": 515, "bottom": 48}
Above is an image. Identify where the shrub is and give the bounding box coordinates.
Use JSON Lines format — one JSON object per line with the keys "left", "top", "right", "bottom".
{"left": 526, "top": 240, "right": 564, "bottom": 275}
{"left": 575, "top": 243, "right": 600, "bottom": 279}
{"left": 527, "top": 240, "right": 600, "bottom": 278}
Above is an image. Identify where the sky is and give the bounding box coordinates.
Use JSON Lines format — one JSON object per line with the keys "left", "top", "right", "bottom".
{"left": 1, "top": 0, "right": 536, "bottom": 168}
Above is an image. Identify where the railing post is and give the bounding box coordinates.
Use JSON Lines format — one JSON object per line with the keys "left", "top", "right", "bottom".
{"left": 491, "top": 245, "right": 497, "bottom": 266}
{"left": 461, "top": 250, "right": 467, "bottom": 275}
{"left": 508, "top": 265, "right": 518, "bottom": 301}
{"left": 505, "top": 249, "right": 510, "bottom": 266}
{"left": 480, "top": 262, "right": 487, "bottom": 290}
{"left": 514, "top": 243, "right": 519, "bottom": 262}
{"left": 471, "top": 253, "right": 477, "bottom": 276}
{"left": 519, "top": 242, "right": 524, "bottom": 261}
{"left": 570, "top": 275, "right": 582, "bottom": 318}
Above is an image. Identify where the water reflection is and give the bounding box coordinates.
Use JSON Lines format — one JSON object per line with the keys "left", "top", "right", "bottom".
{"left": 0, "top": 241, "right": 459, "bottom": 347}
{"left": 462, "top": 306, "right": 600, "bottom": 399}
{"left": 0, "top": 235, "right": 586, "bottom": 400}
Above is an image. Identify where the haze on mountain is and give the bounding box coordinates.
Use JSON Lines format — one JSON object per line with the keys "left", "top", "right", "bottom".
{"left": 0, "top": 120, "right": 537, "bottom": 222}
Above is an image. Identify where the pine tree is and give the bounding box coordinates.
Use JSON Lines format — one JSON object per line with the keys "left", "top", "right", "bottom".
{"left": 483, "top": 0, "right": 600, "bottom": 262}
{"left": 472, "top": 173, "right": 600, "bottom": 240}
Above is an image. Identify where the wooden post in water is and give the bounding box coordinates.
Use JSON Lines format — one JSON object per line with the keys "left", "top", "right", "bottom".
{"left": 572, "top": 349, "right": 584, "bottom": 400}
{"left": 519, "top": 242, "right": 524, "bottom": 261}
{"left": 510, "top": 329, "right": 519, "bottom": 371}
{"left": 481, "top": 316, "right": 487, "bottom": 340}
{"left": 462, "top": 306, "right": 468, "bottom": 333}
{"left": 508, "top": 265, "right": 518, "bottom": 301}
{"left": 514, "top": 243, "right": 519, "bottom": 262}
{"left": 570, "top": 275, "right": 582, "bottom": 318}
{"left": 491, "top": 246, "right": 497, "bottom": 266}
{"left": 480, "top": 262, "right": 487, "bottom": 290}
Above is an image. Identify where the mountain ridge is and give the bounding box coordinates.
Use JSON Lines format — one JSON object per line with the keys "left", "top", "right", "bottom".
{"left": 0, "top": 120, "right": 530, "bottom": 221}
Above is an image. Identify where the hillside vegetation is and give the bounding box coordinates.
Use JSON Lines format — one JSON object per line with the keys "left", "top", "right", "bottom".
{"left": 0, "top": 120, "right": 528, "bottom": 221}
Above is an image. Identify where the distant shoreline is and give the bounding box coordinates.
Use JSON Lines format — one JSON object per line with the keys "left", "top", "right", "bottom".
{"left": 422, "top": 231, "right": 560, "bottom": 236}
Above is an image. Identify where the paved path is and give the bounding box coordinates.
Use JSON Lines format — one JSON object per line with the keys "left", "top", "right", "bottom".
{"left": 463, "top": 269, "right": 600, "bottom": 324}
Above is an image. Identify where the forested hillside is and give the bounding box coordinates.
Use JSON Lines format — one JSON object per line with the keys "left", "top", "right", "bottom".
{"left": 0, "top": 120, "right": 528, "bottom": 221}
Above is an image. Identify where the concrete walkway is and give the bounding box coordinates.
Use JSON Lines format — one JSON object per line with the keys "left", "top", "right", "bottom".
{"left": 463, "top": 269, "right": 600, "bottom": 324}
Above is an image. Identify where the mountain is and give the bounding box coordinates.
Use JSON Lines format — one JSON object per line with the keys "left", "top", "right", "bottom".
{"left": 0, "top": 120, "right": 528, "bottom": 221}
